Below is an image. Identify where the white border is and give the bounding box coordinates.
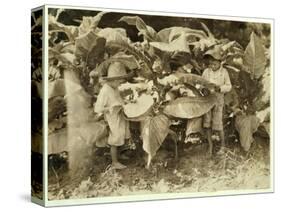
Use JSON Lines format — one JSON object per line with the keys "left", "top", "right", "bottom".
{"left": 43, "top": 5, "right": 49, "bottom": 205}
{"left": 39, "top": 4, "right": 274, "bottom": 207}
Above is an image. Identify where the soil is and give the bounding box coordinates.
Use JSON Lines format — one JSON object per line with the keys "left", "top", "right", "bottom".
{"left": 48, "top": 135, "right": 270, "bottom": 200}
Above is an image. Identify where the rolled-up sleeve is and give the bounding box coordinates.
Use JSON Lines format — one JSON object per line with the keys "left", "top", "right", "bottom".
{"left": 220, "top": 70, "right": 232, "bottom": 93}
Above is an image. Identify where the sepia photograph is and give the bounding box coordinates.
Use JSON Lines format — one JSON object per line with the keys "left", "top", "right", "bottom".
{"left": 31, "top": 5, "right": 273, "bottom": 204}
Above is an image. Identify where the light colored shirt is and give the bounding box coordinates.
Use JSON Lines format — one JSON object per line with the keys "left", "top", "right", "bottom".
{"left": 202, "top": 66, "right": 232, "bottom": 93}
{"left": 94, "top": 83, "right": 124, "bottom": 114}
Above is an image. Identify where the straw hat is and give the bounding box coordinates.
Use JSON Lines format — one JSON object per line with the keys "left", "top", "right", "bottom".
{"left": 204, "top": 44, "right": 224, "bottom": 61}
{"left": 102, "top": 62, "right": 132, "bottom": 81}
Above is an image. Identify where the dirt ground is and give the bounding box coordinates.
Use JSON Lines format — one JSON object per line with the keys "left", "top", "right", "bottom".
{"left": 47, "top": 133, "right": 270, "bottom": 200}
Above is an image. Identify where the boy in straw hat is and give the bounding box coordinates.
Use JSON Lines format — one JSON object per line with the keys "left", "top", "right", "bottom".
{"left": 202, "top": 49, "right": 232, "bottom": 155}
{"left": 94, "top": 62, "right": 131, "bottom": 169}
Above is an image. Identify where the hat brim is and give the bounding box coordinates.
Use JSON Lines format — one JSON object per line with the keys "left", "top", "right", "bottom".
{"left": 203, "top": 53, "right": 222, "bottom": 61}
{"left": 102, "top": 71, "right": 135, "bottom": 81}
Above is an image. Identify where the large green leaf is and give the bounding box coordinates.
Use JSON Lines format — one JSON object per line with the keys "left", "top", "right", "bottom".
{"left": 142, "top": 114, "right": 170, "bottom": 158}
{"left": 163, "top": 94, "right": 217, "bottom": 119}
{"left": 244, "top": 32, "right": 266, "bottom": 79}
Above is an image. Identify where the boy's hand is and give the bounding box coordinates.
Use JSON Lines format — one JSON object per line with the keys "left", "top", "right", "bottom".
{"left": 201, "top": 88, "right": 210, "bottom": 96}
{"left": 214, "top": 86, "right": 221, "bottom": 93}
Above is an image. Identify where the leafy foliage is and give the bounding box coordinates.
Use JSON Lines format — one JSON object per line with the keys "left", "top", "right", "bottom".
{"left": 163, "top": 94, "right": 217, "bottom": 119}
{"left": 141, "top": 114, "right": 170, "bottom": 158}
{"left": 244, "top": 32, "right": 267, "bottom": 79}
{"left": 235, "top": 115, "right": 260, "bottom": 151}
{"left": 47, "top": 9, "right": 271, "bottom": 164}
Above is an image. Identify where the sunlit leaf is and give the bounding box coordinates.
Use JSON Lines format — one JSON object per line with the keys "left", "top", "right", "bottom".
{"left": 119, "top": 16, "right": 160, "bottom": 41}
{"left": 157, "top": 26, "right": 207, "bottom": 43}
{"left": 174, "top": 72, "right": 217, "bottom": 91}
{"left": 75, "top": 31, "right": 106, "bottom": 68}
{"left": 123, "top": 94, "right": 154, "bottom": 121}
{"left": 142, "top": 114, "right": 170, "bottom": 158}
{"left": 150, "top": 33, "right": 190, "bottom": 53}
{"left": 235, "top": 115, "right": 260, "bottom": 151}
{"left": 163, "top": 94, "right": 217, "bottom": 119}
{"left": 244, "top": 32, "right": 266, "bottom": 79}
{"left": 78, "top": 12, "right": 107, "bottom": 36}
{"left": 253, "top": 67, "right": 270, "bottom": 110}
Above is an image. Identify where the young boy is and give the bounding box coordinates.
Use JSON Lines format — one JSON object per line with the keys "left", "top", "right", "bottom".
{"left": 94, "top": 62, "right": 131, "bottom": 169}
{"left": 202, "top": 54, "right": 232, "bottom": 155}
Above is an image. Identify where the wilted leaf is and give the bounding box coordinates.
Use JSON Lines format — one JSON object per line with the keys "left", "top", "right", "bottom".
{"left": 157, "top": 26, "right": 207, "bottom": 43}
{"left": 163, "top": 94, "right": 217, "bottom": 119}
{"left": 97, "top": 27, "right": 128, "bottom": 42}
{"left": 78, "top": 12, "right": 107, "bottom": 36}
{"left": 235, "top": 115, "right": 260, "bottom": 151}
{"left": 142, "top": 114, "right": 170, "bottom": 158}
{"left": 150, "top": 33, "right": 190, "bottom": 53}
{"left": 105, "top": 32, "right": 153, "bottom": 77}
{"left": 244, "top": 32, "right": 266, "bottom": 79}
{"left": 188, "top": 23, "right": 217, "bottom": 52}
{"left": 124, "top": 94, "right": 154, "bottom": 120}
{"left": 119, "top": 16, "right": 160, "bottom": 41}
{"left": 48, "top": 15, "right": 78, "bottom": 42}
{"left": 75, "top": 31, "right": 106, "bottom": 68}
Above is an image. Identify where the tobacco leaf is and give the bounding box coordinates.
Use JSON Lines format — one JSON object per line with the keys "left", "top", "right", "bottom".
{"left": 150, "top": 33, "right": 190, "bottom": 53}
{"left": 244, "top": 32, "right": 266, "bottom": 79}
{"left": 78, "top": 12, "right": 107, "bottom": 37}
{"left": 119, "top": 16, "right": 160, "bottom": 41}
{"left": 253, "top": 68, "right": 270, "bottom": 110}
{"left": 174, "top": 72, "right": 217, "bottom": 91}
{"left": 235, "top": 115, "right": 260, "bottom": 151}
{"left": 141, "top": 114, "right": 170, "bottom": 158}
{"left": 75, "top": 31, "right": 106, "bottom": 68}
{"left": 163, "top": 94, "right": 217, "bottom": 119}
{"left": 123, "top": 94, "right": 154, "bottom": 120}
{"left": 157, "top": 26, "right": 207, "bottom": 43}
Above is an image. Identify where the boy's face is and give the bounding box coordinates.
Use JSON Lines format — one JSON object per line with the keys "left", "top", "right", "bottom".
{"left": 208, "top": 59, "right": 221, "bottom": 72}
{"left": 108, "top": 79, "right": 126, "bottom": 88}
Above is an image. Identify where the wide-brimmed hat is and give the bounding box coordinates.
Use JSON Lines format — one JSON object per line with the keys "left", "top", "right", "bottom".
{"left": 102, "top": 62, "right": 132, "bottom": 81}
{"left": 204, "top": 44, "right": 224, "bottom": 61}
